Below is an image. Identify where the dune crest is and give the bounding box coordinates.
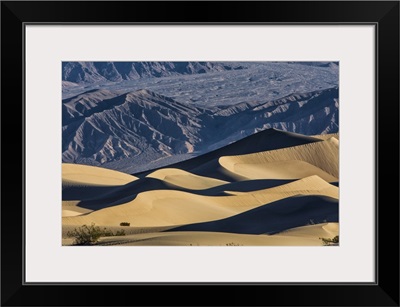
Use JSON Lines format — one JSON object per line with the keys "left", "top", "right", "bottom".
{"left": 227, "top": 175, "right": 338, "bottom": 199}
{"left": 313, "top": 133, "right": 339, "bottom": 140}
{"left": 219, "top": 138, "right": 338, "bottom": 180}
{"left": 224, "top": 160, "right": 337, "bottom": 182}
{"left": 62, "top": 163, "right": 137, "bottom": 186}
{"left": 146, "top": 168, "right": 229, "bottom": 189}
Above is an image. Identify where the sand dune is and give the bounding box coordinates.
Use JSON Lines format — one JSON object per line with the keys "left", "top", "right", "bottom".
{"left": 62, "top": 163, "right": 138, "bottom": 201}
{"left": 313, "top": 133, "right": 339, "bottom": 140}
{"left": 219, "top": 138, "right": 338, "bottom": 181}
{"left": 200, "top": 179, "right": 295, "bottom": 195}
{"left": 66, "top": 177, "right": 298, "bottom": 212}
{"left": 93, "top": 223, "right": 339, "bottom": 246}
{"left": 63, "top": 171, "right": 291, "bottom": 211}
{"left": 329, "top": 137, "right": 339, "bottom": 147}
{"left": 63, "top": 175, "right": 338, "bottom": 228}
{"left": 62, "top": 163, "right": 137, "bottom": 187}
{"left": 226, "top": 175, "right": 338, "bottom": 199}
{"left": 146, "top": 168, "right": 229, "bottom": 190}
{"left": 63, "top": 189, "right": 236, "bottom": 227}
{"left": 62, "top": 130, "right": 339, "bottom": 246}
{"left": 64, "top": 177, "right": 175, "bottom": 210}
{"left": 170, "top": 195, "right": 338, "bottom": 234}
{"left": 62, "top": 201, "right": 93, "bottom": 217}
{"left": 224, "top": 160, "right": 337, "bottom": 182}
{"left": 62, "top": 200, "right": 81, "bottom": 206}
{"left": 137, "top": 129, "right": 321, "bottom": 178}
{"left": 282, "top": 221, "right": 338, "bottom": 237}
{"left": 62, "top": 209, "right": 88, "bottom": 217}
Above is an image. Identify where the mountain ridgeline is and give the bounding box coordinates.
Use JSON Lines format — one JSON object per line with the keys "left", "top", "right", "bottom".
{"left": 62, "top": 62, "right": 246, "bottom": 84}
{"left": 62, "top": 86, "right": 339, "bottom": 173}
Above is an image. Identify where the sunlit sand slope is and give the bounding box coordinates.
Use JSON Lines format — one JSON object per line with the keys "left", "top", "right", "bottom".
{"left": 219, "top": 138, "right": 338, "bottom": 181}
{"left": 62, "top": 163, "right": 138, "bottom": 203}
{"left": 146, "top": 168, "right": 229, "bottom": 189}
{"left": 313, "top": 133, "right": 339, "bottom": 140}
{"left": 63, "top": 163, "right": 137, "bottom": 186}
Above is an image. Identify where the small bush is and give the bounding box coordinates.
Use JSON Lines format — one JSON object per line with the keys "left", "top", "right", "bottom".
{"left": 67, "top": 223, "right": 103, "bottom": 245}
{"left": 67, "top": 223, "right": 126, "bottom": 245}
{"left": 320, "top": 235, "right": 339, "bottom": 246}
{"left": 225, "top": 242, "right": 243, "bottom": 246}
{"left": 103, "top": 228, "right": 126, "bottom": 237}
{"left": 115, "top": 229, "right": 126, "bottom": 236}
{"left": 102, "top": 228, "right": 115, "bottom": 237}
{"left": 120, "top": 222, "right": 130, "bottom": 226}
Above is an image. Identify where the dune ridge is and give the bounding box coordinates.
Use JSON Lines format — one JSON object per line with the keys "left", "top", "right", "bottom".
{"left": 219, "top": 138, "right": 338, "bottom": 180}
{"left": 146, "top": 168, "right": 229, "bottom": 189}
{"left": 62, "top": 163, "right": 137, "bottom": 187}
{"left": 313, "top": 133, "right": 339, "bottom": 140}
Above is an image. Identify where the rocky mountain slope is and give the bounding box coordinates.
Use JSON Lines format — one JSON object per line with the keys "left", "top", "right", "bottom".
{"left": 62, "top": 85, "right": 338, "bottom": 173}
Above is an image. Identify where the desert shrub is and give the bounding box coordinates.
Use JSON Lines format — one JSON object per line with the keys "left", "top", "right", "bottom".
{"left": 67, "top": 223, "right": 104, "bottom": 245}
{"left": 115, "top": 229, "right": 126, "bottom": 236}
{"left": 102, "top": 228, "right": 126, "bottom": 237}
{"left": 320, "top": 235, "right": 339, "bottom": 246}
{"left": 102, "top": 228, "right": 115, "bottom": 237}
{"left": 120, "top": 222, "right": 130, "bottom": 226}
{"left": 67, "top": 224, "right": 126, "bottom": 245}
{"left": 225, "top": 242, "right": 243, "bottom": 246}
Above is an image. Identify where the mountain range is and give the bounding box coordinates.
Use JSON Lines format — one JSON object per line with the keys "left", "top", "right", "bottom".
{"left": 62, "top": 61, "right": 246, "bottom": 84}
{"left": 62, "top": 85, "right": 338, "bottom": 173}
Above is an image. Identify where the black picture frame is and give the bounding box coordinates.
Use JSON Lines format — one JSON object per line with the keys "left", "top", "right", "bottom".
{"left": 1, "top": 1, "right": 399, "bottom": 306}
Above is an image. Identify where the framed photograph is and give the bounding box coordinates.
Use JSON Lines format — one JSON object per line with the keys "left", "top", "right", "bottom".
{"left": 1, "top": 1, "right": 399, "bottom": 306}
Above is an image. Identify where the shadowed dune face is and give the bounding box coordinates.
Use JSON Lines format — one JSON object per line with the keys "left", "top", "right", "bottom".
{"left": 168, "top": 195, "right": 338, "bottom": 235}
{"left": 62, "top": 130, "right": 339, "bottom": 246}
